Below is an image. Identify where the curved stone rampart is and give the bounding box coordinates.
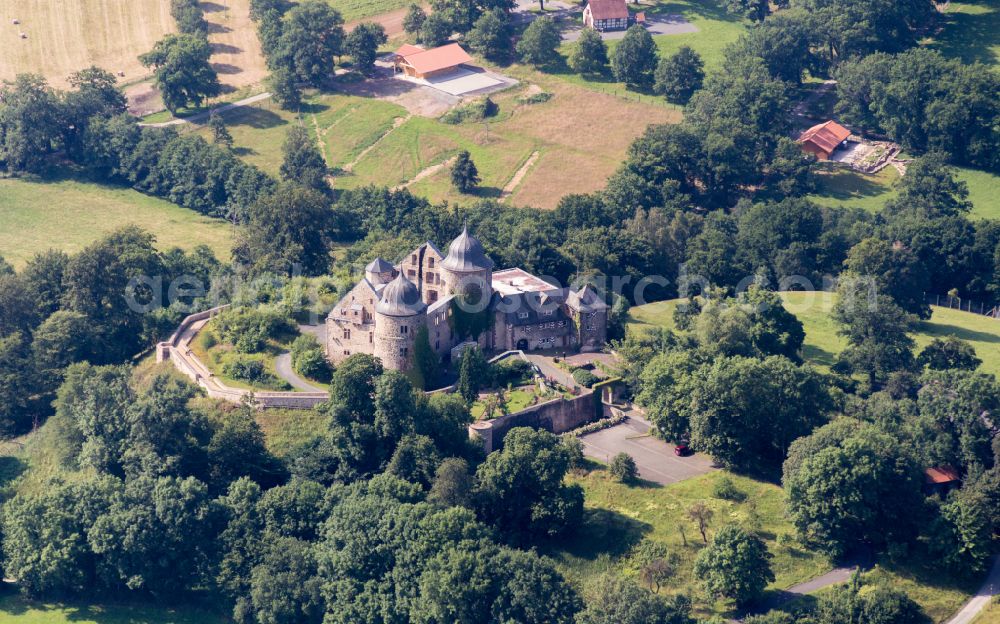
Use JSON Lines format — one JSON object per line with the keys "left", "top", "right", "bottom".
{"left": 156, "top": 305, "right": 330, "bottom": 409}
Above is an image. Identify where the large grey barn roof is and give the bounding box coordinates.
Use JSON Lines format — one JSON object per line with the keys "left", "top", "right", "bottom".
{"left": 366, "top": 257, "right": 394, "bottom": 274}
{"left": 441, "top": 226, "right": 495, "bottom": 273}
{"left": 376, "top": 273, "right": 427, "bottom": 317}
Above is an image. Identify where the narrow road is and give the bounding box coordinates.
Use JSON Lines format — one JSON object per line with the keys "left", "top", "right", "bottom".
{"left": 274, "top": 353, "right": 325, "bottom": 392}
{"left": 523, "top": 353, "right": 579, "bottom": 389}
{"left": 139, "top": 91, "right": 273, "bottom": 127}
{"left": 945, "top": 556, "right": 1000, "bottom": 624}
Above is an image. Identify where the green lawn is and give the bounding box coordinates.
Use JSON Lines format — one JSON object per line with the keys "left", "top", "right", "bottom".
{"left": 806, "top": 163, "right": 1000, "bottom": 219}
{"left": 807, "top": 164, "right": 900, "bottom": 212}
{"left": 0, "top": 592, "right": 226, "bottom": 624}
{"left": 629, "top": 292, "right": 1000, "bottom": 377}
{"left": 321, "top": 0, "right": 411, "bottom": 22}
{"left": 927, "top": 0, "right": 1000, "bottom": 71}
{"left": 470, "top": 385, "right": 555, "bottom": 419}
{"left": 553, "top": 0, "right": 746, "bottom": 95}
{"left": 0, "top": 175, "right": 233, "bottom": 269}
{"left": 551, "top": 468, "right": 831, "bottom": 619}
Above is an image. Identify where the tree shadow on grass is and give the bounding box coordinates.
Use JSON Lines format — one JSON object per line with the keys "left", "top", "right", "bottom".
{"left": 928, "top": 0, "right": 1000, "bottom": 67}
{"left": 222, "top": 106, "right": 288, "bottom": 130}
{"left": 544, "top": 507, "right": 654, "bottom": 562}
{"left": 812, "top": 167, "right": 890, "bottom": 202}
{"left": 0, "top": 456, "right": 26, "bottom": 489}
{"left": 918, "top": 320, "right": 1000, "bottom": 344}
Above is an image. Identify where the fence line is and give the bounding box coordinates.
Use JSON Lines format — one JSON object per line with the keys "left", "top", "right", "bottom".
{"left": 928, "top": 294, "right": 1000, "bottom": 319}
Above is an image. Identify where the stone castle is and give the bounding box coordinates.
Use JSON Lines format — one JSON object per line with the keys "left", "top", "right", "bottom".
{"left": 326, "top": 227, "right": 608, "bottom": 371}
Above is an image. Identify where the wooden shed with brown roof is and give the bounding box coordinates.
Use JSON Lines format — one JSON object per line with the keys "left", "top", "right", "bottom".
{"left": 393, "top": 43, "right": 473, "bottom": 79}
{"left": 797, "top": 120, "right": 852, "bottom": 160}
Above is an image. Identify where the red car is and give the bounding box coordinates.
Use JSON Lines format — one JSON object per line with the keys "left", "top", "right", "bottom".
{"left": 674, "top": 443, "right": 692, "bottom": 457}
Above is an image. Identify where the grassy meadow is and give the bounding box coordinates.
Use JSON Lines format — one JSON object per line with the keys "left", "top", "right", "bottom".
{"left": 0, "top": 175, "right": 233, "bottom": 269}
{"left": 806, "top": 163, "right": 1000, "bottom": 219}
{"left": 629, "top": 292, "right": 1000, "bottom": 376}
{"left": 551, "top": 468, "right": 831, "bottom": 619}
{"left": 321, "top": 0, "right": 412, "bottom": 22}
{"left": 0, "top": 593, "right": 226, "bottom": 624}
{"left": 927, "top": 0, "right": 1000, "bottom": 71}
{"left": 203, "top": 72, "right": 678, "bottom": 209}
{"left": 554, "top": 0, "right": 746, "bottom": 95}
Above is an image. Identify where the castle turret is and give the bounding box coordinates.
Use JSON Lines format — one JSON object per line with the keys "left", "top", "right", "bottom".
{"left": 365, "top": 257, "right": 395, "bottom": 286}
{"left": 373, "top": 273, "right": 427, "bottom": 370}
{"left": 440, "top": 226, "right": 494, "bottom": 309}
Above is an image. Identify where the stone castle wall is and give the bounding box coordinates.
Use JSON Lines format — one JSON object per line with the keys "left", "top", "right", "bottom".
{"left": 156, "top": 306, "right": 330, "bottom": 409}
{"left": 469, "top": 391, "right": 602, "bottom": 453}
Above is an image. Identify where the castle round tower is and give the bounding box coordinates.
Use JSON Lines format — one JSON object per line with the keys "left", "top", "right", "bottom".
{"left": 373, "top": 273, "right": 427, "bottom": 370}
{"left": 440, "top": 226, "right": 495, "bottom": 312}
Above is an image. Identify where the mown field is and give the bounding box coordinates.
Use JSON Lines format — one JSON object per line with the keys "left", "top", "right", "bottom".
{"left": 0, "top": 175, "right": 233, "bottom": 269}
{"left": 203, "top": 71, "right": 678, "bottom": 208}
{"left": 0, "top": 0, "right": 173, "bottom": 88}
{"left": 629, "top": 291, "right": 1000, "bottom": 377}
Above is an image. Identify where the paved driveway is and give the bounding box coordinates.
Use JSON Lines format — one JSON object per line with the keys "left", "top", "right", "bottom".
{"left": 580, "top": 415, "right": 716, "bottom": 485}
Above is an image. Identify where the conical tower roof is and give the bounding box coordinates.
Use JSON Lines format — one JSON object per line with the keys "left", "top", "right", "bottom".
{"left": 375, "top": 273, "right": 427, "bottom": 316}
{"left": 441, "top": 226, "right": 494, "bottom": 272}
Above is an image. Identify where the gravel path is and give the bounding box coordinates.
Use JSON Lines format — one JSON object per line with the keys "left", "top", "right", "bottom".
{"left": 945, "top": 556, "right": 1000, "bottom": 624}
{"left": 273, "top": 353, "right": 325, "bottom": 392}
{"left": 139, "top": 91, "right": 272, "bottom": 127}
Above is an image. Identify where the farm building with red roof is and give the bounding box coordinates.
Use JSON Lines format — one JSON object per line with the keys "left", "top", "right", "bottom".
{"left": 583, "top": 0, "right": 630, "bottom": 30}
{"left": 393, "top": 43, "right": 473, "bottom": 79}
{"left": 797, "top": 120, "right": 852, "bottom": 160}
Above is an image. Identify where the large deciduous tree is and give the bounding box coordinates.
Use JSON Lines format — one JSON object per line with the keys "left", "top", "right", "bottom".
{"left": 612, "top": 25, "right": 658, "bottom": 87}
{"left": 139, "top": 34, "right": 221, "bottom": 113}
{"left": 693, "top": 524, "right": 774, "bottom": 607}
{"left": 783, "top": 418, "right": 924, "bottom": 557}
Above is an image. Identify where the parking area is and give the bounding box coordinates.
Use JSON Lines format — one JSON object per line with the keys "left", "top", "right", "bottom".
{"left": 396, "top": 65, "right": 517, "bottom": 97}
{"left": 557, "top": 11, "right": 699, "bottom": 41}
{"left": 580, "top": 414, "right": 716, "bottom": 485}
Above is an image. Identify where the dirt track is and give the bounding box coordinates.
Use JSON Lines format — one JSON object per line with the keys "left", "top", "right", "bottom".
{"left": 203, "top": 0, "right": 267, "bottom": 91}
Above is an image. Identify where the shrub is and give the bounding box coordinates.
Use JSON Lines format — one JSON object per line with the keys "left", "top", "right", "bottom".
{"left": 215, "top": 307, "right": 295, "bottom": 353}
{"left": 712, "top": 476, "right": 746, "bottom": 502}
{"left": 492, "top": 358, "right": 534, "bottom": 387}
{"left": 517, "top": 92, "right": 553, "bottom": 105}
{"left": 572, "top": 368, "right": 600, "bottom": 388}
{"left": 440, "top": 97, "right": 498, "bottom": 124}
{"left": 610, "top": 452, "right": 638, "bottom": 483}
{"left": 222, "top": 357, "right": 288, "bottom": 390}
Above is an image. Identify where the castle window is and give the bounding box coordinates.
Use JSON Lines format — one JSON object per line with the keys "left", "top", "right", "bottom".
{"left": 411, "top": 254, "right": 417, "bottom": 263}
{"left": 369, "top": 332, "right": 373, "bottom": 343}
{"left": 429, "top": 290, "right": 438, "bottom": 302}
{"left": 401, "top": 325, "right": 409, "bottom": 334}
{"left": 428, "top": 257, "right": 435, "bottom": 268}
{"left": 400, "top": 347, "right": 408, "bottom": 356}
{"left": 427, "top": 272, "right": 435, "bottom": 283}
{"left": 343, "top": 329, "right": 351, "bottom": 339}
{"left": 344, "top": 350, "right": 350, "bottom": 355}
{"left": 408, "top": 269, "right": 416, "bottom": 278}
